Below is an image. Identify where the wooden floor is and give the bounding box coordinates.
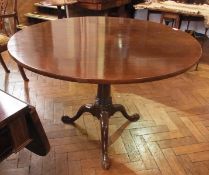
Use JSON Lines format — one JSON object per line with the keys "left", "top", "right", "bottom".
{"left": 1, "top": 39, "right": 209, "bottom": 175}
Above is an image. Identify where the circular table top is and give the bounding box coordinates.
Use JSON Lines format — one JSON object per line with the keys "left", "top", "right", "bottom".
{"left": 8, "top": 16, "right": 202, "bottom": 84}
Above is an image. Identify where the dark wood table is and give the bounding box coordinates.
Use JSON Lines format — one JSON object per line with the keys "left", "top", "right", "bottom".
{"left": 77, "top": 0, "right": 131, "bottom": 11}
{"left": 8, "top": 16, "right": 201, "bottom": 169}
{"left": 40, "top": 0, "right": 77, "bottom": 19}
{"left": 0, "top": 90, "right": 50, "bottom": 161}
{"left": 74, "top": 0, "right": 132, "bottom": 17}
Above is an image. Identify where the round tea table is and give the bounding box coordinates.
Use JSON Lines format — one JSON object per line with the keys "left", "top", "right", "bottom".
{"left": 8, "top": 16, "right": 202, "bottom": 169}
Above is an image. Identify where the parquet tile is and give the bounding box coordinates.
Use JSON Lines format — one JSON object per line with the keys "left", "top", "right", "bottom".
{"left": 177, "top": 155, "right": 198, "bottom": 175}
{"left": 1, "top": 43, "right": 209, "bottom": 175}
{"left": 162, "top": 148, "right": 187, "bottom": 175}
{"left": 133, "top": 136, "right": 157, "bottom": 170}
{"left": 188, "top": 151, "right": 209, "bottom": 162}
{"left": 30, "top": 154, "right": 42, "bottom": 175}
{"left": 193, "top": 162, "right": 209, "bottom": 175}
{"left": 180, "top": 117, "right": 208, "bottom": 142}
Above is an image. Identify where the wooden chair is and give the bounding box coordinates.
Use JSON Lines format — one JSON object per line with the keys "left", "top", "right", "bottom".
{"left": 160, "top": 12, "right": 180, "bottom": 29}
{"left": 0, "top": 0, "right": 28, "bottom": 81}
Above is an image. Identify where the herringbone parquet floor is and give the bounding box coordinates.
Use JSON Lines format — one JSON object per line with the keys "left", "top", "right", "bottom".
{"left": 1, "top": 42, "right": 209, "bottom": 175}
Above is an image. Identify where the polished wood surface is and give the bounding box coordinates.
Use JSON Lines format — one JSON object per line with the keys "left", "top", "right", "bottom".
{"left": 0, "top": 90, "right": 27, "bottom": 124}
{"left": 0, "top": 90, "right": 50, "bottom": 161}
{"left": 8, "top": 16, "right": 201, "bottom": 84}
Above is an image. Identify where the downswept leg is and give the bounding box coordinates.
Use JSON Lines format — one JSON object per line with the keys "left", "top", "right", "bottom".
{"left": 112, "top": 104, "right": 140, "bottom": 122}
{"left": 62, "top": 104, "right": 97, "bottom": 124}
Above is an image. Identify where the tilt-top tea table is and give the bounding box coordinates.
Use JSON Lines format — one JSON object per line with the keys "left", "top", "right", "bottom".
{"left": 8, "top": 16, "right": 202, "bottom": 169}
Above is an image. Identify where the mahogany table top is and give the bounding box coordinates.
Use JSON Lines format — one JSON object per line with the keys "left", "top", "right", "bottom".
{"left": 8, "top": 16, "right": 202, "bottom": 84}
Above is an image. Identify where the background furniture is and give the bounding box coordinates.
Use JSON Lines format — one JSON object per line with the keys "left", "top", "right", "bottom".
{"left": 67, "top": 0, "right": 132, "bottom": 17}
{"left": 77, "top": 0, "right": 130, "bottom": 10}
{"left": 0, "top": 0, "right": 28, "bottom": 81}
{"left": 135, "top": 1, "right": 208, "bottom": 31}
{"left": 0, "top": 89, "right": 50, "bottom": 162}
{"left": 160, "top": 12, "right": 180, "bottom": 28}
{"left": 25, "top": 0, "right": 133, "bottom": 24}
{"left": 40, "top": 0, "right": 77, "bottom": 19}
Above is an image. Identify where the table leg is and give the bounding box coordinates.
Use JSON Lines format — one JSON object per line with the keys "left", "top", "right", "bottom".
{"left": 0, "top": 54, "right": 10, "bottom": 73}
{"left": 110, "top": 104, "right": 139, "bottom": 122}
{"left": 61, "top": 84, "right": 140, "bottom": 169}
{"left": 61, "top": 104, "right": 93, "bottom": 124}
{"left": 57, "top": 5, "right": 63, "bottom": 19}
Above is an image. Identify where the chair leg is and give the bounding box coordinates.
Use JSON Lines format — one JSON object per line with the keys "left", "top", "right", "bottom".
{"left": 18, "top": 65, "right": 29, "bottom": 81}
{"left": 175, "top": 17, "right": 180, "bottom": 29}
{"left": 205, "top": 28, "right": 208, "bottom": 35}
{"left": 186, "top": 20, "right": 190, "bottom": 30}
{"left": 160, "top": 13, "right": 163, "bottom": 24}
{"left": 195, "top": 62, "right": 199, "bottom": 71}
{"left": 0, "top": 54, "right": 10, "bottom": 73}
{"left": 147, "top": 10, "right": 150, "bottom": 21}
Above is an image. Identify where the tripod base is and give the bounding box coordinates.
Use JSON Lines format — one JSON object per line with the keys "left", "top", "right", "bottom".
{"left": 62, "top": 84, "right": 140, "bottom": 169}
